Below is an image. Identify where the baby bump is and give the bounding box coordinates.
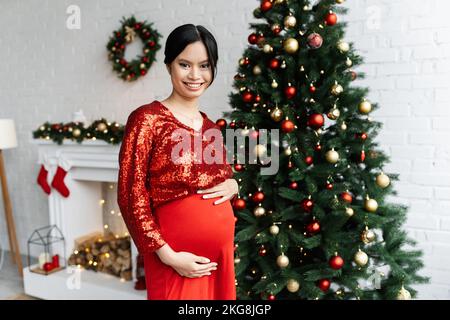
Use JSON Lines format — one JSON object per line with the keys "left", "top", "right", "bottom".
{"left": 154, "top": 193, "right": 235, "bottom": 256}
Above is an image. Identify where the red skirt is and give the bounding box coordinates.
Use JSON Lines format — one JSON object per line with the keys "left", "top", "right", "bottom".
{"left": 144, "top": 193, "right": 236, "bottom": 300}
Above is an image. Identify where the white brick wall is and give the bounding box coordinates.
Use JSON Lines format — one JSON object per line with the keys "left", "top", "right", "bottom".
{"left": 0, "top": 0, "right": 449, "bottom": 299}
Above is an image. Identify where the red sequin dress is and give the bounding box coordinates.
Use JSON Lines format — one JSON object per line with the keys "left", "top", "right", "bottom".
{"left": 117, "top": 100, "right": 236, "bottom": 300}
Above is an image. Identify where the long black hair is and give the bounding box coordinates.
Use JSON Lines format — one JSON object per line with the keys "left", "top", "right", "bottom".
{"left": 164, "top": 24, "right": 218, "bottom": 85}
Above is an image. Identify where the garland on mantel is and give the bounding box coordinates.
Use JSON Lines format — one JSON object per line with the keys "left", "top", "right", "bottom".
{"left": 32, "top": 119, "right": 125, "bottom": 145}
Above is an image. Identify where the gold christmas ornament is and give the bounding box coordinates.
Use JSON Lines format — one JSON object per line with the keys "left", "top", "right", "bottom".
{"left": 396, "top": 286, "right": 412, "bottom": 300}
{"left": 376, "top": 173, "right": 390, "bottom": 188}
{"left": 254, "top": 144, "right": 267, "bottom": 157}
{"left": 72, "top": 128, "right": 81, "bottom": 137}
{"left": 39, "top": 126, "right": 45, "bottom": 131}
{"left": 254, "top": 206, "right": 266, "bottom": 217}
{"left": 263, "top": 44, "right": 274, "bottom": 53}
{"left": 124, "top": 26, "right": 136, "bottom": 43}
{"left": 331, "top": 83, "right": 344, "bottom": 95}
{"left": 284, "top": 15, "right": 297, "bottom": 29}
{"left": 337, "top": 40, "right": 350, "bottom": 52}
{"left": 97, "top": 122, "right": 107, "bottom": 131}
{"left": 275, "top": 0, "right": 285, "bottom": 4}
{"left": 281, "top": 60, "right": 286, "bottom": 69}
{"left": 286, "top": 279, "right": 300, "bottom": 293}
{"left": 277, "top": 254, "right": 289, "bottom": 268}
{"left": 283, "top": 38, "right": 299, "bottom": 54}
{"left": 354, "top": 249, "right": 369, "bottom": 267}
{"left": 271, "top": 79, "right": 279, "bottom": 88}
{"left": 346, "top": 57, "right": 353, "bottom": 67}
{"left": 234, "top": 257, "right": 241, "bottom": 264}
{"left": 325, "top": 148, "right": 340, "bottom": 164}
{"left": 269, "top": 225, "right": 280, "bottom": 235}
{"left": 140, "top": 63, "right": 146, "bottom": 69}
{"left": 336, "top": 0, "right": 345, "bottom": 4}
{"left": 327, "top": 107, "right": 340, "bottom": 120}
{"left": 361, "top": 227, "right": 376, "bottom": 244}
{"left": 364, "top": 197, "right": 378, "bottom": 213}
{"left": 253, "top": 65, "right": 262, "bottom": 75}
{"left": 340, "top": 122, "right": 347, "bottom": 130}
{"left": 284, "top": 147, "right": 292, "bottom": 156}
{"left": 270, "top": 108, "right": 283, "bottom": 122}
{"left": 345, "top": 207, "right": 354, "bottom": 217}
{"left": 359, "top": 100, "right": 372, "bottom": 114}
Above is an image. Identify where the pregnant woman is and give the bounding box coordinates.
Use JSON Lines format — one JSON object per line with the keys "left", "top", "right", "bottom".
{"left": 117, "top": 24, "right": 238, "bottom": 300}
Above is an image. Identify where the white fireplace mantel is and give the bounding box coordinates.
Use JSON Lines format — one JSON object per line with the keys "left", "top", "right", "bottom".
{"left": 23, "top": 139, "right": 145, "bottom": 300}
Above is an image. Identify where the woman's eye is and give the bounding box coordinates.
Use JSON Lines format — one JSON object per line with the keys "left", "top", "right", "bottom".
{"left": 201, "top": 64, "right": 210, "bottom": 69}
{"left": 179, "top": 63, "right": 189, "bottom": 68}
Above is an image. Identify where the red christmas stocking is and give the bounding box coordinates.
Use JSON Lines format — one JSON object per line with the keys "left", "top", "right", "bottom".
{"left": 37, "top": 165, "right": 51, "bottom": 195}
{"left": 51, "top": 166, "right": 70, "bottom": 198}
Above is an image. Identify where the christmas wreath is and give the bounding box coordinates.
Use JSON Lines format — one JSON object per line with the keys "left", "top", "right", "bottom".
{"left": 106, "top": 16, "right": 162, "bottom": 82}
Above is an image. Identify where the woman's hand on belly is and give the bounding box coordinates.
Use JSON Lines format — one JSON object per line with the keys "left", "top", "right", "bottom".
{"left": 197, "top": 178, "right": 239, "bottom": 205}
{"left": 156, "top": 244, "right": 218, "bottom": 278}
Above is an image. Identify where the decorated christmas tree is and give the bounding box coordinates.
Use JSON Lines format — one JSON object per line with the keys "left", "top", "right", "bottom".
{"left": 220, "top": 0, "right": 428, "bottom": 300}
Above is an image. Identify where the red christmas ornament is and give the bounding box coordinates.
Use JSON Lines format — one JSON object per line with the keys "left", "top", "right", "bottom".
{"left": 306, "top": 220, "right": 321, "bottom": 234}
{"left": 233, "top": 198, "right": 246, "bottom": 210}
{"left": 307, "top": 113, "right": 325, "bottom": 129}
{"left": 361, "top": 150, "right": 366, "bottom": 162}
{"left": 147, "top": 40, "right": 156, "bottom": 47}
{"left": 234, "top": 216, "right": 238, "bottom": 223}
{"left": 216, "top": 119, "right": 227, "bottom": 130}
{"left": 289, "top": 181, "right": 298, "bottom": 190}
{"left": 281, "top": 119, "right": 295, "bottom": 133}
{"left": 341, "top": 192, "right": 353, "bottom": 204}
{"left": 361, "top": 132, "right": 368, "bottom": 140}
{"left": 255, "top": 94, "right": 261, "bottom": 102}
{"left": 260, "top": 0, "right": 273, "bottom": 12}
{"left": 314, "top": 144, "right": 322, "bottom": 151}
{"left": 307, "top": 33, "right": 324, "bottom": 49}
{"left": 284, "top": 85, "right": 297, "bottom": 99}
{"left": 259, "top": 246, "right": 267, "bottom": 256}
{"left": 350, "top": 71, "right": 358, "bottom": 80}
{"left": 248, "top": 33, "right": 258, "bottom": 44}
{"left": 301, "top": 198, "right": 314, "bottom": 212}
{"left": 325, "top": 12, "right": 338, "bottom": 26}
{"left": 252, "top": 191, "right": 265, "bottom": 203}
{"left": 268, "top": 294, "right": 276, "bottom": 301}
{"left": 142, "top": 56, "right": 149, "bottom": 63}
{"left": 269, "top": 58, "right": 280, "bottom": 69}
{"left": 309, "top": 85, "right": 316, "bottom": 93}
{"left": 287, "top": 161, "right": 294, "bottom": 169}
{"left": 305, "top": 156, "right": 313, "bottom": 166}
{"left": 329, "top": 255, "right": 344, "bottom": 270}
{"left": 326, "top": 182, "right": 333, "bottom": 190}
{"left": 234, "top": 164, "right": 244, "bottom": 172}
{"left": 134, "top": 23, "right": 142, "bottom": 29}
{"left": 242, "top": 91, "right": 254, "bottom": 103}
{"left": 230, "top": 121, "right": 237, "bottom": 129}
{"left": 256, "top": 34, "right": 265, "bottom": 46}
{"left": 272, "top": 25, "right": 282, "bottom": 35}
{"left": 318, "top": 279, "right": 331, "bottom": 292}
{"left": 140, "top": 70, "right": 147, "bottom": 76}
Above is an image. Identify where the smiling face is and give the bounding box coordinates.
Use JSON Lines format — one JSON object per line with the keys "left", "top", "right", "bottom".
{"left": 166, "top": 41, "right": 212, "bottom": 100}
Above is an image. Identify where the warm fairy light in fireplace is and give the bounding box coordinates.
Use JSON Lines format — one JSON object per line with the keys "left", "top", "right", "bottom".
{"left": 105, "top": 253, "right": 110, "bottom": 258}
{"left": 104, "top": 224, "right": 109, "bottom": 229}
{"left": 74, "top": 250, "right": 79, "bottom": 255}
{"left": 109, "top": 184, "right": 114, "bottom": 189}
{"left": 110, "top": 210, "right": 115, "bottom": 215}
{"left": 99, "top": 199, "right": 105, "bottom": 205}
{"left": 124, "top": 232, "right": 129, "bottom": 236}
{"left": 88, "top": 260, "right": 93, "bottom": 265}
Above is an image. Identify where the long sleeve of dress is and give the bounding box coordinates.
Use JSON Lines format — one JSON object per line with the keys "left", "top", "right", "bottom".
{"left": 117, "top": 108, "right": 166, "bottom": 254}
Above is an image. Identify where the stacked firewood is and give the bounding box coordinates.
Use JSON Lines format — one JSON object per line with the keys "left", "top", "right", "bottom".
{"left": 68, "top": 232, "right": 132, "bottom": 280}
